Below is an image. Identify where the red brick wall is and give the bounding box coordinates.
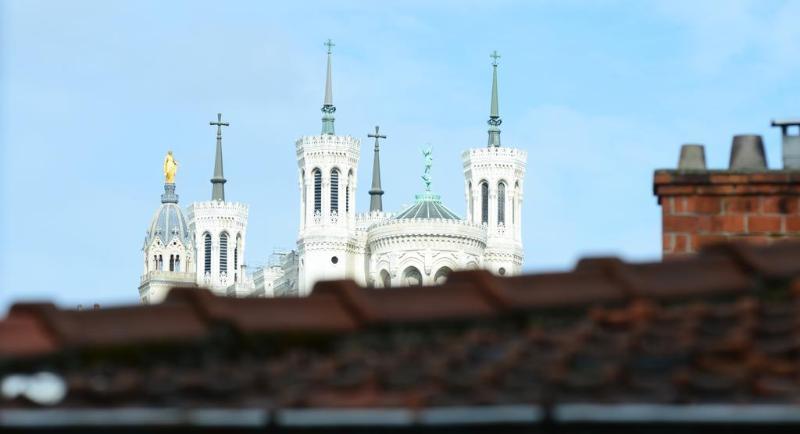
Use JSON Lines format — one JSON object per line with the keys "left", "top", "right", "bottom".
{"left": 654, "top": 171, "right": 800, "bottom": 257}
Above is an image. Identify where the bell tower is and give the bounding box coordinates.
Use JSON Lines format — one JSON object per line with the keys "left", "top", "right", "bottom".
{"left": 462, "top": 51, "right": 527, "bottom": 276}
{"left": 296, "top": 40, "right": 362, "bottom": 294}
{"left": 188, "top": 113, "right": 251, "bottom": 296}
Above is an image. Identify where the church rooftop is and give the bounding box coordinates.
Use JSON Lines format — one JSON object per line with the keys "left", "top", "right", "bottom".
{"left": 394, "top": 192, "right": 461, "bottom": 220}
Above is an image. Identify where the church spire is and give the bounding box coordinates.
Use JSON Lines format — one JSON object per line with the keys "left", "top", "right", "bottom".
{"left": 209, "top": 113, "right": 229, "bottom": 201}
{"left": 487, "top": 50, "right": 502, "bottom": 148}
{"left": 368, "top": 125, "right": 386, "bottom": 211}
{"left": 321, "top": 39, "right": 336, "bottom": 135}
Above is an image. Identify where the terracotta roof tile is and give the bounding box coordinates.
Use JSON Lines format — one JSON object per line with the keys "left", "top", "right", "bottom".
{"left": 0, "top": 311, "right": 59, "bottom": 359}
{"left": 2, "top": 240, "right": 800, "bottom": 425}
{"left": 165, "top": 288, "right": 359, "bottom": 334}
{"left": 8, "top": 301, "right": 208, "bottom": 350}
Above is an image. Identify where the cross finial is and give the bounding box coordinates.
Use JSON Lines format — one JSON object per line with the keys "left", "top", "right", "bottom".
{"left": 209, "top": 113, "right": 230, "bottom": 138}
{"left": 368, "top": 125, "right": 387, "bottom": 151}
{"left": 324, "top": 39, "right": 335, "bottom": 54}
{"left": 490, "top": 50, "right": 501, "bottom": 67}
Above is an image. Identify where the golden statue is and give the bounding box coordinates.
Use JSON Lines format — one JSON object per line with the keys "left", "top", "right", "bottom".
{"left": 163, "top": 151, "right": 178, "bottom": 184}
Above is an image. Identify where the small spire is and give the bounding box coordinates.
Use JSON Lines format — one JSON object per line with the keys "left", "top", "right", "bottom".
{"left": 321, "top": 39, "right": 336, "bottom": 135}
{"left": 368, "top": 125, "right": 387, "bottom": 211}
{"left": 209, "top": 113, "right": 230, "bottom": 201}
{"left": 487, "top": 50, "right": 502, "bottom": 147}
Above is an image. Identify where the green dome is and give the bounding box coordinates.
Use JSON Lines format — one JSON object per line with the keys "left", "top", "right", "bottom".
{"left": 394, "top": 192, "right": 461, "bottom": 220}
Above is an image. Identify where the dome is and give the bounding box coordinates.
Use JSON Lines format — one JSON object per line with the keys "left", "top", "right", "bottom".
{"left": 146, "top": 203, "right": 192, "bottom": 246}
{"left": 145, "top": 184, "right": 192, "bottom": 247}
{"left": 394, "top": 192, "right": 461, "bottom": 220}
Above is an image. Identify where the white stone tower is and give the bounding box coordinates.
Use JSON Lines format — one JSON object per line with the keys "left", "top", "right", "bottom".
{"left": 139, "top": 159, "right": 196, "bottom": 304}
{"left": 296, "top": 40, "right": 362, "bottom": 294}
{"left": 188, "top": 113, "right": 250, "bottom": 296}
{"left": 462, "top": 51, "right": 527, "bottom": 276}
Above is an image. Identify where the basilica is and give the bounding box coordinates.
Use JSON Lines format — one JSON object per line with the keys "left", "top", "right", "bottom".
{"left": 138, "top": 44, "right": 527, "bottom": 303}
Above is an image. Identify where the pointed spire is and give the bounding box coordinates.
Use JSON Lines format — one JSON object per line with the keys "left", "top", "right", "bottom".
{"left": 487, "top": 50, "right": 502, "bottom": 147}
{"left": 209, "top": 113, "right": 230, "bottom": 201}
{"left": 321, "top": 39, "right": 336, "bottom": 135}
{"left": 368, "top": 126, "right": 386, "bottom": 211}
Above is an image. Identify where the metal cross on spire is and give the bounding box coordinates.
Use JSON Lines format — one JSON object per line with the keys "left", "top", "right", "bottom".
{"left": 368, "top": 125, "right": 386, "bottom": 150}
{"left": 321, "top": 39, "right": 336, "bottom": 135}
{"left": 210, "top": 113, "right": 230, "bottom": 138}
{"left": 490, "top": 50, "right": 501, "bottom": 66}
{"left": 324, "top": 39, "right": 335, "bottom": 54}
{"left": 368, "top": 125, "right": 387, "bottom": 212}
{"left": 209, "top": 113, "right": 230, "bottom": 201}
{"left": 487, "top": 50, "right": 502, "bottom": 147}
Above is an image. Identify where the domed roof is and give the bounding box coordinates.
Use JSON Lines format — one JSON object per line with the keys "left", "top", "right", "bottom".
{"left": 394, "top": 192, "right": 461, "bottom": 220}
{"left": 147, "top": 203, "right": 192, "bottom": 246}
{"left": 145, "top": 184, "right": 192, "bottom": 247}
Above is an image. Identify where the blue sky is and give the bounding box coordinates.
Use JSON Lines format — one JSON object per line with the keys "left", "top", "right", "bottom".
{"left": 2, "top": 0, "right": 799, "bottom": 311}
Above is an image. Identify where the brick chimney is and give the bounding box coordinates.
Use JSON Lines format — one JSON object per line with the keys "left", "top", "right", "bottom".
{"left": 654, "top": 130, "right": 800, "bottom": 258}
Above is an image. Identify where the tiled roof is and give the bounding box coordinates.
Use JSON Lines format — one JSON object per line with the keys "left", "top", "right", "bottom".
{"left": 2, "top": 241, "right": 800, "bottom": 431}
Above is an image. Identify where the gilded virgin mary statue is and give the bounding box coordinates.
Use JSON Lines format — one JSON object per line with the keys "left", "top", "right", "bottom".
{"left": 163, "top": 151, "right": 178, "bottom": 184}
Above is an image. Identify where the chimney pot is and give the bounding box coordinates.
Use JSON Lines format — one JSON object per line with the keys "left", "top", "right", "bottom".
{"left": 771, "top": 118, "right": 800, "bottom": 170}
{"left": 678, "top": 144, "right": 707, "bottom": 170}
{"left": 729, "top": 134, "right": 767, "bottom": 171}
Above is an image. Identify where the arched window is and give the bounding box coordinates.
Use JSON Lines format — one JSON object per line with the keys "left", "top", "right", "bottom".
{"left": 313, "top": 169, "right": 322, "bottom": 213}
{"left": 380, "top": 269, "right": 391, "bottom": 288}
{"left": 498, "top": 182, "right": 506, "bottom": 225}
{"left": 514, "top": 181, "right": 520, "bottom": 225}
{"left": 175, "top": 255, "right": 180, "bottom": 272}
{"left": 468, "top": 182, "right": 473, "bottom": 221}
{"left": 220, "top": 232, "right": 228, "bottom": 274}
{"left": 169, "top": 254, "right": 175, "bottom": 272}
{"left": 402, "top": 266, "right": 422, "bottom": 286}
{"left": 300, "top": 170, "right": 306, "bottom": 221}
{"left": 158, "top": 254, "right": 163, "bottom": 271}
{"left": 434, "top": 267, "right": 452, "bottom": 285}
{"left": 234, "top": 234, "right": 241, "bottom": 282}
{"left": 480, "top": 181, "right": 489, "bottom": 224}
{"left": 330, "top": 169, "right": 339, "bottom": 213}
{"left": 203, "top": 232, "right": 212, "bottom": 273}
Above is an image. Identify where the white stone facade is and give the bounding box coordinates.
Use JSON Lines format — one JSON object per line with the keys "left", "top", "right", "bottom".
{"left": 366, "top": 218, "right": 486, "bottom": 287}
{"left": 295, "top": 134, "right": 363, "bottom": 294}
{"left": 463, "top": 146, "right": 527, "bottom": 276}
{"left": 269, "top": 134, "right": 527, "bottom": 294}
{"left": 187, "top": 200, "right": 252, "bottom": 296}
{"left": 139, "top": 49, "right": 528, "bottom": 300}
{"left": 138, "top": 192, "right": 197, "bottom": 304}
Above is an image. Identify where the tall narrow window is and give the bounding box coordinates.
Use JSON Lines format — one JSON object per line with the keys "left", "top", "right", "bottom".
{"left": 480, "top": 181, "right": 489, "bottom": 224}
{"left": 330, "top": 169, "right": 339, "bottom": 213}
{"left": 498, "top": 182, "right": 506, "bottom": 225}
{"left": 313, "top": 169, "right": 322, "bottom": 213}
{"left": 235, "top": 234, "right": 241, "bottom": 281}
{"left": 158, "top": 255, "right": 163, "bottom": 271}
{"left": 203, "top": 233, "right": 211, "bottom": 274}
{"left": 175, "top": 255, "right": 180, "bottom": 272}
{"left": 169, "top": 254, "right": 174, "bottom": 272}
{"left": 345, "top": 186, "right": 350, "bottom": 213}
{"left": 301, "top": 170, "right": 306, "bottom": 222}
{"left": 220, "top": 232, "right": 228, "bottom": 274}
{"left": 468, "top": 182, "right": 473, "bottom": 221}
